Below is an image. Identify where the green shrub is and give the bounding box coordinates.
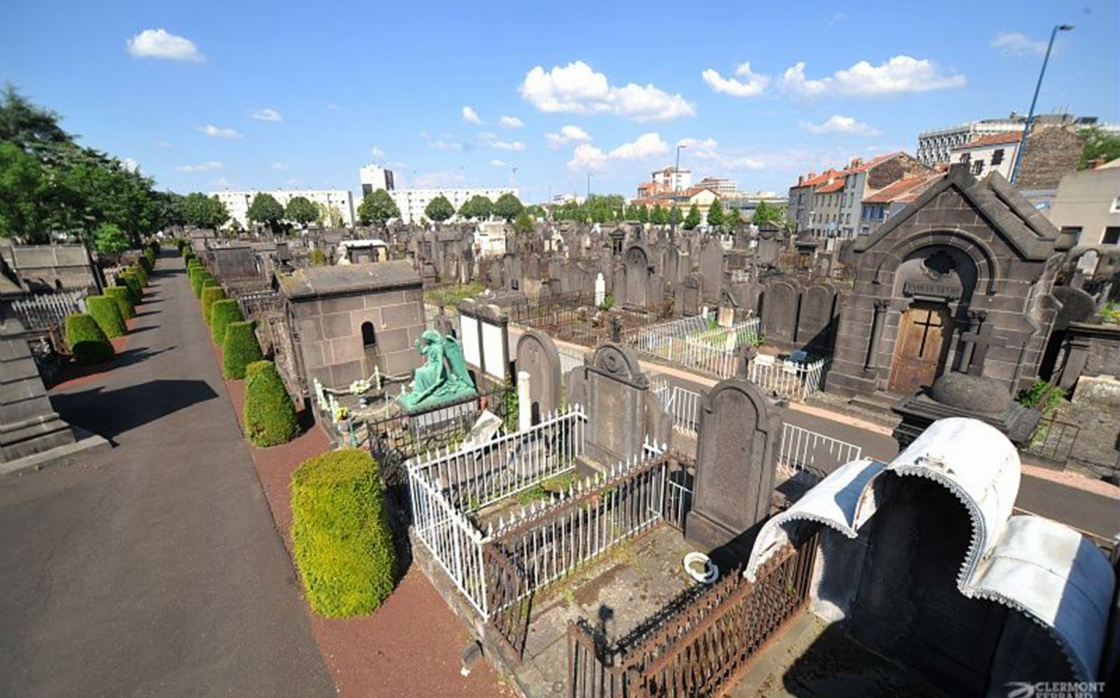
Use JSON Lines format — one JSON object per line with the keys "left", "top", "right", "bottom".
{"left": 137, "top": 255, "right": 153, "bottom": 275}
{"left": 291, "top": 449, "right": 398, "bottom": 617}
{"left": 210, "top": 299, "right": 243, "bottom": 344}
{"left": 65, "top": 313, "right": 114, "bottom": 364}
{"left": 188, "top": 265, "right": 204, "bottom": 296}
{"left": 181, "top": 243, "right": 192, "bottom": 258}
{"left": 194, "top": 273, "right": 214, "bottom": 299}
{"left": 85, "top": 294, "right": 127, "bottom": 338}
{"left": 244, "top": 361, "right": 299, "bottom": 447}
{"left": 201, "top": 286, "right": 226, "bottom": 325}
{"left": 106, "top": 285, "right": 135, "bottom": 319}
{"left": 118, "top": 272, "right": 142, "bottom": 304}
{"left": 223, "top": 321, "right": 264, "bottom": 379}
{"left": 132, "top": 263, "right": 148, "bottom": 286}
{"left": 144, "top": 246, "right": 156, "bottom": 268}
{"left": 1016, "top": 380, "right": 1067, "bottom": 417}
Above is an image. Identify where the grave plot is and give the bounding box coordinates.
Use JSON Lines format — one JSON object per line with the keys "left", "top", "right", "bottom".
{"left": 508, "top": 292, "right": 663, "bottom": 349}
{"left": 625, "top": 311, "right": 761, "bottom": 380}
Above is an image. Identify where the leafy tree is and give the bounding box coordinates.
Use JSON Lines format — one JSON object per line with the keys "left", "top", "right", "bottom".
{"left": 706, "top": 198, "right": 725, "bottom": 227}
{"left": 493, "top": 192, "right": 524, "bottom": 222}
{"left": 634, "top": 204, "right": 649, "bottom": 224}
{"left": 751, "top": 200, "right": 784, "bottom": 226}
{"left": 513, "top": 211, "right": 535, "bottom": 234}
{"left": 726, "top": 207, "right": 742, "bottom": 227}
{"left": 525, "top": 204, "right": 546, "bottom": 220}
{"left": 586, "top": 194, "right": 624, "bottom": 224}
{"left": 92, "top": 222, "right": 130, "bottom": 255}
{"left": 669, "top": 205, "right": 683, "bottom": 226}
{"left": 357, "top": 189, "right": 399, "bottom": 226}
{"left": 459, "top": 194, "right": 493, "bottom": 220}
{"left": 0, "top": 141, "right": 50, "bottom": 242}
{"left": 285, "top": 196, "right": 319, "bottom": 228}
{"left": 247, "top": 193, "right": 285, "bottom": 234}
{"left": 1079, "top": 127, "right": 1120, "bottom": 169}
{"left": 182, "top": 192, "right": 229, "bottom": 231}
{"left": 424, "top": 195, "right": 455, "bottom": 223}
{"left": 650, "top": 205, "right": 669, "bottom": 225}
{"left": 683, "top": 204, "right": 701, "bottom": 230}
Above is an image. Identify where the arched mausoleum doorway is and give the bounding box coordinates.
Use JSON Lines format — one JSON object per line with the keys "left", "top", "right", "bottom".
{"left": 888, "top": 302, "right": 951, "bottom": 394}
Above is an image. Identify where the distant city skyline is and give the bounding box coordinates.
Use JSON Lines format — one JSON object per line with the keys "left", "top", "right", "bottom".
{"left": 2, "top": 0, "right": 1116, "bottom": 202}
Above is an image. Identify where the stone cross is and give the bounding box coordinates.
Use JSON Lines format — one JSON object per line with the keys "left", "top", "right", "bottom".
{"left": 958, "top": 310, "right": 994, "bottom": 376}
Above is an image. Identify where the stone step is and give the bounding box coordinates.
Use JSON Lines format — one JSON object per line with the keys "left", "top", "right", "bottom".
{"left": 847, "top": 392, "right": 902, "bottom": 416}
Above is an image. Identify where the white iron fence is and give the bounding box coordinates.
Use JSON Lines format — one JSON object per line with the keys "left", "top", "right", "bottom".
{"left": 776, "top": 423, "right": 862, "bottom": 482}
{"left": 625, "top": 311, "right": 760, "bottom": 380}
{"left": 649, "top": 376, "right": 703, "bottom": 438}
{"left": 747, "top": 355, "right": 829, "bottom": 401}
{"left": 10, "top": 290, "right": 88, "bottom": 332}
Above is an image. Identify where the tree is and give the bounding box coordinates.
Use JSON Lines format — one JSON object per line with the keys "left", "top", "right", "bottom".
{"left": 1079, "top": 127, "right": 1120, "bottom": 169}
{"left": 706, "top": 198, "right": 725, "bottom": 227}
{"left": 357, "top": 189, "right": 399, "bottom": 226}
{"left": 513, "top": 211, "right": 535, "bottom": 234}
{"left": 669, "top": 205, "right": 684, "bottom": 226}
{"left": 183, "top": 192, "right": 229, "bottom": 231}
{"left": 634, "top": 204, "right": 649, "bottom": 224}
{"left": 493, "top": 192, "right": 524, "bottom": 222}
{"left": 726, "top": 206, "right": 742, "bottom": 228}
{"left": 525, "top": 204, "right": 546, "bottom": 220}
{"left": 683, "top": 204, "right": 701, "bottom": 230}
{"left": 285, "top": 196, "right": 319, "bottom": 228}
{"left": 0, "top": 141, "right": 50, "bottom": 242}
{"left": 650, "top": 205, "right": 669, "bottom": 225}
{"left": 92, "top": 222, "right": 130, "bottom": 255}
{"left": 247, "top": 193, "right": 285, "bottom": 234}
{"left": 424, "top": 195, "right": 455, "bottom": 223}
{"left": 459, "top": 194, "right": 492, "bottom": 221}
{"left": 751, "top": 200, "right": 784, "bottom": 226}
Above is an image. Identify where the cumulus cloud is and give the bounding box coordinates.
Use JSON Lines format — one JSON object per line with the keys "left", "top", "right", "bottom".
{"left": 499, "top": 116, "right": 524, "bottom": 128}
{"left": 176, "top": 161, "right": 224, "bottom": 173}
{"left": 779, "top": 56, "right": 965, "bottom": 98}
{"left": 991, "top": 32, "right": 1048, "bottom": 57}
{"left": 428, "top": 139, "right": 464, "bottom": 151}
{"left": 126, "top": 29, "right": 205, "bottom": 62}
{"left": 462, "top": 106, "right": 483, "bottom": 124}
{"left": 120, "top": 157, "right": 140, "bottom": 173}
{"left": 249, "top": 107, "right": 282, "bottom": 122}
{"left": 270, "top": 161, "right": 289, "bottom": 170}
{"left": 701, "top": 62, "right": 769, "bottom": 97}
{"left": 546, "top": 125, "right": 592, "bottom": 148}
{"left": 485, "top": 138, "right": 526, "bottom": 151}
{"left": 567, "top": 132, "right": 668, "bottom": 171}
{"left": 370, "top": 146, "right": 385, "bottom": 158}
{"left": 521, "top": 61, "right": 694, "bottom": 122}
{"left": 197, "top": 124, "right": 242, "bottom": 139}
{"left": 799, "top": 115, "right": 881, "bottom": 136}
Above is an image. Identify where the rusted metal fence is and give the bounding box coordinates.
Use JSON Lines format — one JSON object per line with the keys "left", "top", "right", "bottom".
{"left": 509, "top": 292, "right": 664, "bottom": 349}
{"left": 567, "top": 529, "right": 821, "bottom": 698}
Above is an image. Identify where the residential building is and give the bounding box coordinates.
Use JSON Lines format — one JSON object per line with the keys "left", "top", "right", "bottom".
{"left": 787, "top": 169, "right": 843, "bottom": 233}
{"left": 949, "top": 132, "right": 1021, "bottom": 180}
{"left": 1047, "top": 159, "right": 1120, "bottom": 247}
{"left": 388, "top": 187, "right": 517, "bottom": 224}
{"left": 630, "top": 185, "right": 720, "bottom": 221}
{"left": 358, "top": 165, "right": 395, "bottom": 197}
{"left": 696, "top": 177, "right": 738, "bottom": 197}
{"left": 723, "top": 191, "right": 787, "bottom": 220}
{"left": 917, "top": 112, "right": 1111, "bottom": 166}
{"left": 859, "top": 173, "right": 944, "bottom": 236}
{"left": 211, "top": 189, "right": 356, "bottom": 229}
{"left": 809, "top": 175, "right": 848, "bottom": 239}
{"left": 650, "top": 166, "right": 691, "bottom": 192}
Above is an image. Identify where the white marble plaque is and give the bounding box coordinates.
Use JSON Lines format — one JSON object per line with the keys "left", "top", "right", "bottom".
{"left": 482, "top": 321, "right": 506, "bottom": 379}
{"left": 461, "top": 315, "right": 480, "bottom": 368}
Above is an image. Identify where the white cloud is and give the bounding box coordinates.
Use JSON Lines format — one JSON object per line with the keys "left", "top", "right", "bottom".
{"left": 428, "top": 139, "right": 463, "bottom": 151}
{"left": 799, "top": 115, "right": 881, "bottom": 136}
{"left": 249, "top": 107, "right": 282, "bottom": 122}
{"left": 120, "top": 157, "right": 140, "bottom": 173}
{"left": 212, "top": 177, "right": 230, "bottom": 187}
{"left": 462, "top": 105, "right": 483, "bottom": 124}
{"left": 490, "top": 159, "right": 507, "bottom": 167}
{"left": 701, "top": 62, "right": 769, "bottom": 97}
{"left": 176, "top": 161, "right": 224, "bottom": 173}
{"left": 499, "top": 116, "right": 525, "bottom": 129}
{"left": 991, "top": 32, "right": 1048, "bottom": 57}
{"left": 197, "top": 124, "right": 242, "bottom": 139}
{"left": 520, "top": 61, "right": 695, "bottom": 122}
{"left": 567, "top": 132, "right": 668, "bottom": 171}
{"left": 415, "top": 171, "right": 467, "bottom": 188}
{"left": 270, "top": 161, "right": 289, "bottom": 170}
{"left": 477, "top": 131, "right": 496, "bottom": 140}
{"left": 779, "top": 56, "right": 965, "bottom": 98}
{"left": 371, "top": 146, "right": 385, "bottom": 158}
{"left": 678, "top": 137, "right": 718, "bottom": 150}
{"left": 126, "top": 29, "right": 205, "bottom": 62}
{"left": 546, "top": 125, "right": 592, "bottom": 148}
{"left": 326, "top": 103, "right": 340, "bottom": 111}
{"left": 486, "top": 139, "right": 526, "bottom": 151}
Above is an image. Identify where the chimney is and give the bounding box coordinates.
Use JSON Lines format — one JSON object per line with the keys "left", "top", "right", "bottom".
{"left": 798, "top": 175, "right": 804, "bottom": 186}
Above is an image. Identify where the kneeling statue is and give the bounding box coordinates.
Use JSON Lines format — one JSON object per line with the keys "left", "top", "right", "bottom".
{"left": 396, "top": 330, "right": 477, "bottom": 413}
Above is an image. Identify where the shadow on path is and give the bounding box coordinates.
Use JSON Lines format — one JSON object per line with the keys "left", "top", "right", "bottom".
{"left": 52, "top": 378, "right": 218, "bottom": 443}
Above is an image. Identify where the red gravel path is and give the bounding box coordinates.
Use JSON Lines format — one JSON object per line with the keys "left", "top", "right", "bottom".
{"left": 213, "top": 345, "right": 513, "bottom": 697}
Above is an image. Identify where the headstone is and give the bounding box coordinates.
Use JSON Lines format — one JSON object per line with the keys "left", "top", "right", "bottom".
{"left": 623, "top": 244, "right": 650, "bottom": 309}
{"left": 686, "top": 378, "right": 781, "bottom": 551}
{"left": 699, "top": 239, "right": 724, "bottom": 306}
{"left": 762, "top": 280, "right": 799, "bottom": 343}
{"left": 594, "top": 272, "right": 606, "bottom": 307}
{"left": 682, "top": 273, "right": 703, "bottom": 317}
{"left": 795, "top": 284, "right": 837, "bottom": 354}
{"left": 575, "top": 344, "right": 651, "bottom": 466}
{"left": 460, "top": 410, "right": 503, "bottom": 449}
{"left": 515, "top": 330, "right": 563, "bottom": 418}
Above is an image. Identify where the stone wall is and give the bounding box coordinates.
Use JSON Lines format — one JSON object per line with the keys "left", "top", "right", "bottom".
{"left": 1017, "top": 126, "right": 1085, "bottom": 192}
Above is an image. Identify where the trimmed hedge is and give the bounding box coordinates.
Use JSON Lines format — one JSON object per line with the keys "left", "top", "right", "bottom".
{"left": 132, "top": 263, "right": 148, "bottom": 286}
{"left": 222, "top": 321, "right": 263, "bottom": 379}
{"left": 106, "top": 285, "right": 135, "bottom": 319}
{"left": 210, "top": 299, "right": 243, "bottom": 344}
{"left": 86, "top": 294, "right": 127, "bottom": 338}
{"left": 291, "top": 450, "right": 398, "bottom": 617}
{"left": 194, "top": 272, "right": 214, "bottom": 299}
{"left": 244, "top": 361, "right": 299, "bottom": 447}
{"left": 201, "top": 286, "right": 226, "bottom": 325}
{"left": 137, "top": 255, "right": 152, "bottom": 275}
{"left": 65, "top": 313, "right": 115, "bottom": 364}
{"left": 118, "top": 272, "right": 142, "bottom": 304}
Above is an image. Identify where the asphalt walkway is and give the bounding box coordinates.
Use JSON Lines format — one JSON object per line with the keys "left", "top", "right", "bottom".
{"left": 0, "top": 251, "right": 334, "bottom": 698}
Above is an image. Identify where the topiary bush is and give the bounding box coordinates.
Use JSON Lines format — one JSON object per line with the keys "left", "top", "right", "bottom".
{"left": 106, "top": 285, "right": 135, "bottom": 319}
{"left": 210, "top": 299, "right": 243, "bottom": 344}
{"left": 291, "top": 449, "right": 398, "bottom": 617}
{"left": 244, "top": 361, "right": 299, "bottom": 447}
{"left": 65, "top": 313, "right": 115, "bottom": 364}
{"left": 201, "top": 286, "right": 226, "bottom": 324}
{"left": 137, "top": 255, "right": 153, "bottom": 275}
{"left": 132, "top": 263, "right": 148, "bottom": 286}
{"left": 223, "top": 321, "right": 264, "bottom": 379}
{"left": 85, "top": 294, "right": 127, "bottom": 338}
{"left": 188, "top": 265, "right": 204, "bottom": 296}
{"left": 118, "top": 272, "right": 142, "bottom": 304}
{"left": 194, "top": 273, "right": 214, "bottom": 299}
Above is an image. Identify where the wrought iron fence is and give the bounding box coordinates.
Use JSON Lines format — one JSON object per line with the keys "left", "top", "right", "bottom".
{"left": 10, "top": 289, "right": 88, "bottom": 333}
{"left": 649, "top": 377, "right": 703, "bottom": 438}
{"left": 567, "top": 529, "right": 821, "bottom": 698}
{"left": 776, "top": 423, "right": 863, "bottom": 483}
{"left": 747, "top": 356, "right": 829, "bottom": 401}
{"left": 510, "top": 292, "right": 663, "bottom": 349}
{"left": 625, "top": 312, "right": 761, "bottom": 380}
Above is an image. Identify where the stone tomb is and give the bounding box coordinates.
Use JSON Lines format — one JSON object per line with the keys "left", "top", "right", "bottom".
{"left": 685, "top": 378, "right": 781, "bottom": 552}
{"left": 515, "top": 329, "right": 562, "bottom": 422}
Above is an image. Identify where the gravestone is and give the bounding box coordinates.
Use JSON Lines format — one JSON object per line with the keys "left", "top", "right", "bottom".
{"left": 571, "top": 343, "right": 660, "bottom": 467}
{"left": 686, "top": 378, "right": 781, "bottom": 551}
{"left": 515, "top": 330, "right": 563, "bottom": 420}
{"left": 699, "top": 239, "right": 725, "bottom": 306}
{"left": 795, "top": 284, "right": 837, "bottom": 354}
{"left": 623, "top": 244, "right": 651, "bottom": 309}
{"left": 682, "top": 273, "right": 703, "bottom": 317}
{"left": 762, "top": 280, "right": 799, "bottom": 343}
{"left": 594, "top": 272, "right": 606, "bottom": 307}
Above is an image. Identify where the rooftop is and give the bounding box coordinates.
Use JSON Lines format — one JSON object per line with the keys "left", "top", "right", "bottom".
{"left": 276, "top": 260, "right": 420, "bottom": 300}
{"left": 863, "top": 174, "right": 944, "bottom": 204}
{"left": 952, "top": 132, "right": 1023, "bottom": 150}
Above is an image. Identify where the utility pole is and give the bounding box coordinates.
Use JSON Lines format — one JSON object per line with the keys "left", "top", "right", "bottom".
{"left": 675, "top": 144, "right": 687, "bottom": 192}
{"left": 1010, "top": 24, "right": 1074, "bottom": 183}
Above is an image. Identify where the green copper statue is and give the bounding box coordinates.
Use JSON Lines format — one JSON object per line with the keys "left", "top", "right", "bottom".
{"left": 396, "top": 330, "right": 477, "bottom": 412}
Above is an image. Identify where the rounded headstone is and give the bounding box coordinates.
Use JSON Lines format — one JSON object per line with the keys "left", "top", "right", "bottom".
{"left": 1052, "top": 286, "right": 1097, "bottom": 330}
{"left": 929, "top": 373, "right": 1011, "bottom": 414}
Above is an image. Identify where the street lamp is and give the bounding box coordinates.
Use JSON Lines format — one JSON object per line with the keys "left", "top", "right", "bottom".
{"left": 675, "top": 145, "right": 687, "bottom": 191}
{"left": 1009, "top": 24, "right": 1073, "bottom": 183}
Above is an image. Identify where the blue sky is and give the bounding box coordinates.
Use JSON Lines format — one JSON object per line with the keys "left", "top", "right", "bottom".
{"left": 2, "top": 0, "right": 1116, "bottom": 203}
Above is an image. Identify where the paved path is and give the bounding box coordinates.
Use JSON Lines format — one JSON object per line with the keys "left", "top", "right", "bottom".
{"left": 0, "top": 252, "right": 334, "bottom": 698}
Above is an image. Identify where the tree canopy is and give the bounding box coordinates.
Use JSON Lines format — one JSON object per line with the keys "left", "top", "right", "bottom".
{"left": 285, "top": 196, "right": 319, "bottom": 227}
{"left": 357, "top": 189, "right": 399, "bottom": 226}
{"left": 1080, "top": 127, "right": 1120, "bottom": 169}
{"left": 670, "top": 205, "right": 684, "bottom": 226}
{"left": 650, "top": 205, "right": 669, "bottom": 225}
{"left": 459, "top": 194, "right": 493, "bottom": 220}
{"left": 683, "top": 204, "right": 701, "bottom": 230}
{"left": 247, "top": 193, "right": 285, "bottom": 233}
{"left": 182, "top": 193, "right": 229, "bottom": 231}
{"left": 493, "top": 192, "right": 524, "bottom": 222}
{"left": 706, "top": 198, "right": 725, "bottom": 227}
{"left": 751, "top": 200, "right": 785, "bottom": 226}
{"left": 513, "top": 211, "right": 534, "bottom": 234}
{"left": 92, "top": 222, "right": 130, "bottom": 256}
{"left": 424, "top": 195, "right": 455, "bottom": 223}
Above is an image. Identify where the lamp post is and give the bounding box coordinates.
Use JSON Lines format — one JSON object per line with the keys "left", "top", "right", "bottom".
{"left": 675, "top": 144, "right": 687, "bottom": 191}
{"left": 1009, "top": 24, "right": 1073, "bottom": 183}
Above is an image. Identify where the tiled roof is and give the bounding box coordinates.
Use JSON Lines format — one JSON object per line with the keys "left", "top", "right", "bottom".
{"left": 862, "top": 174, "right": 944, "bottom": 204}
{"left": 848, "top": 151, "right": 906, "bottom": 173}
{"left": 953, "top": 132, "right": 1022, "bottom": 150}
{"left": 815, "top": 178, "right": 847, "bottom": 194}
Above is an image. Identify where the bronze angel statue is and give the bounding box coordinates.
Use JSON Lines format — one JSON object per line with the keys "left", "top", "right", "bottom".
{"left": 396, "top": 330, "right": 477, "bottom": 412}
